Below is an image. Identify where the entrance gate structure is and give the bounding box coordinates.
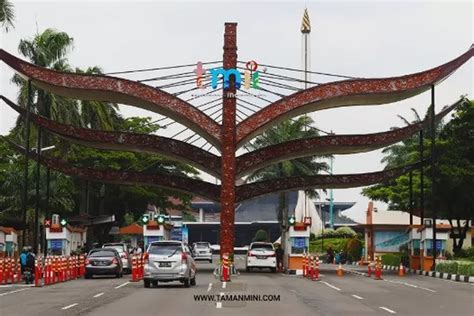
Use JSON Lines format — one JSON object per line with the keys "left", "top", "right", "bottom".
{"left": 0, "top": 24, "right": 472, "bottom": 258}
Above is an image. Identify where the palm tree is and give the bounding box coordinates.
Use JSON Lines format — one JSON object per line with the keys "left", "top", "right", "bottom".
{"left": 246, "top": 115, "right": 329, "bottom": 254}
{"left": 0, "top": 0, "right": 14, "bottom": 32}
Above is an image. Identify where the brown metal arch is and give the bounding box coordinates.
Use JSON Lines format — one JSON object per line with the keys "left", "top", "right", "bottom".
{"left": 235, "top": 98, "right": 463, "bottom": 177}
{"left": 1, "top": 96, "right": 221, "bottom": 177}
{"left": 236, "top": 46, "right": 473, "bottom": 147}
{"left": 0, "top": 49, "right": 222, "bottom": 149}
{"left": 235, "top": 163, "right": 420, "bottom": 202}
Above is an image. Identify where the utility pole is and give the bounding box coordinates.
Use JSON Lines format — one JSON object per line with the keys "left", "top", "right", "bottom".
{"left": 430, "top": 85, "right": 437, "bottom": 271}
{"left": 22, "top": 80, "right": 32, "bottom": 246}
{"left": 34, "top": 127, "right": 42, "bottom": 254}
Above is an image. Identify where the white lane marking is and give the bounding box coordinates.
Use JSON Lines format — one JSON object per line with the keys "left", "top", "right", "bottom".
{"left": 114, "top": 281, "right": 130, "bottom": 289}
{"left": 419, "top": 286, "right": 436, "bottom": 293}
{"left": 379, "top": 306, "right": 396, "bottom": 314}
{"left": 207, "top": 283, "right": 213, "bottom": 292}
{"left": 0, "top": 284, "right": 34, "bottom": 288}
{"left": 61, "top": 303, "right": 78, "bottom": 310}
{"left": 352, "top": 294, "right": 363, "bottom": 300}
{"left": 216, "top": 302, "right": 222, "bottom": 308}
{"left": 93, "top": 292, "right": 105, "bottom": 298}
{"left": 0, "top": 288, "right": 29, "bottom": 296}
{"left": 321, "top": 281, "right": 341, "bottom": 291}
{"left": 403, "top": 282, "right": 418, "bottom": 288}
{"left": 222, "top": 282, "right": 227, "bottom": 289}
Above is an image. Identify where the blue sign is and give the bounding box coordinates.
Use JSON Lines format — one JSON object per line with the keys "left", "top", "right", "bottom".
{"left": 50, "top": 239, "right": 62, "bottom": 250}
{"left": 293, "top": 237, "right": 306, "bottom": 249}
{"left": 171, "top": 227, "right": 182, "bottom": 241}
{"left": 182, "top": 227, "right": 189, "bottom": 244}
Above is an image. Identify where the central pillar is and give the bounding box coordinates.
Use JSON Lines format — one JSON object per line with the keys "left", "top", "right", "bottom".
{"left": 220, "top": 23, "right": 237, "bottom": 258}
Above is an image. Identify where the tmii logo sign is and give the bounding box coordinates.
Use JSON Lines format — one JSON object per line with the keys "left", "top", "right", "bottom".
{"left": 195, "top": 60, "right": 260, "bottom": 90}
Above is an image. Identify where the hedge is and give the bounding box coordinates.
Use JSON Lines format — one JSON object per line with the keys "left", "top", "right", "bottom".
{"left": 309, "top": 238, "right": 348, "bottom": 254}
{"left": 316, "top": 227, "right": 357, "bottom": 239}
{"left": 381, "top": 253, "right": 402, "bottom": 267}
{"left": 436, "top": 261, "right": 474, "bottom": 276}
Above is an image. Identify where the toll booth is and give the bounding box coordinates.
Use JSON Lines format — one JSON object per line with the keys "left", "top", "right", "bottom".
{"left": 419, "top": 220, "right": 449, "bottom": 271}
{"left": 407, "top": 226, "right": 421, "bottom": 270}
{"left": 285, "top": 218, "right": 311, "bottom": 274}
{"left": 45, "top": 214, "right": 71, "bottom": 255}
{"left": 143, "top": 215, "right": 172, "bottom": 249}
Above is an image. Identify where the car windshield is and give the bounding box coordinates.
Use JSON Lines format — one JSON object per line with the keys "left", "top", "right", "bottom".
{"left": 90, "top": 250, "right": 115, "bottom": 257}
{"left": 148, "top": 243, "right": 182, "bottom": 255}
{"left": 195, "top": 243, "right": 210, "bottom": 248}
{"left": 103, "top": 245, "right": 125, "bottom": 253}
{"left": 251, "top": 244, "right": 273, "bottom": 251}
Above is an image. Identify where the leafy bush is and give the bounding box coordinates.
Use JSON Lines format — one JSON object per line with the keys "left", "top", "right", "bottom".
{"left": 310, "top": 233, "right": 316, "bottom": 241}
{"left": 345, "top": 238, "right": 363, "bottom": 262}
{"left": 381, "top": 253, "right": 402, "bottom": 266}
{"left": 456, "top": 263, "right": 474, "bottom": 276}
{"left": 335, "top": 226, "right": 357, "bottom": 238}
{"left": 253, "top": 229, "right": 268, "bottom": 242}
{"left": 435, "top": 261, "right": 458, "bottom": 274}
{"left": 309, "top": 238, "right": 348, "bottom": 254}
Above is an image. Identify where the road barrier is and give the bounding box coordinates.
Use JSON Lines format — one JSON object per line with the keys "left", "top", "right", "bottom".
{"left": 311, "top": 256, "right": 320, "bottom": 281}
{"left": 0, "top": 256, "right": 22, "bottom": 285}
{"left": 336, "top": 263, "right": 344, "bottom": 277}
{"left": 367, "top": 261, "right": 373, "bottom": 277}
{"left": 374, "top": 257, "right": 383, "bottom": 280}
{"left": 398, "top": 262, "right": 405, "bottom": 277}
{"left": 221, "top": 253, "right": 231, "bottom": 282}
{"left": 302, "top": 252, "right": 307, "bottom": 277}
{"left": 34, "top": 255, "right": 86, "bottom": 287}
{"left": 131, "top": 254, "right": 144, "bottom": 282}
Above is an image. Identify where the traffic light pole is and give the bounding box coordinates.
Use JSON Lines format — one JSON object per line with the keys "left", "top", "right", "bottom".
{"left": 34, "top": 127, "right": 42, "bottom": 254}
{"left": 22, "top": 80, "right": 32, "bottom": 246}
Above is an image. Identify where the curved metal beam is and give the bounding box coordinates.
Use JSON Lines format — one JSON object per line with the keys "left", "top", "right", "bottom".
{"left": 1, "top": 96, "right": 222, "bottom": 177}
{"left": 237, "top": 46, "right": 473, "bottom": 147}
{"left": 0, "top": 49, "right": 222, "bottom": 149}
{"left": 235, "top": 163, "right": 421, "bottom": 202}
{"left": 6, "top": 140, "right": 221, "bottom": 202}
{"left": 236, "top": 98, "right": 464, "bottom": 177}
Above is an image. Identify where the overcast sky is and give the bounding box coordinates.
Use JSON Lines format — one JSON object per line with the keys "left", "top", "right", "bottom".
{"left": 1, "top": 0, "right": 472, "bottom": 222}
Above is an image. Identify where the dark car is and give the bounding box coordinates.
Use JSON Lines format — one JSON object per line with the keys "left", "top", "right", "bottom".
{"left": 85, "top": 248, "right": 123, "bottom": 279}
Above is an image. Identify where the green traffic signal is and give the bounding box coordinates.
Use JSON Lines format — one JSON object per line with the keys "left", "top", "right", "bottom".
{"left": 288, "top": 216, "right": 296, "bottom": 226}
{"left": 60, "top": 218, "right": 68, "bottom": 227}
{"left": 157, "top": 215, "right": 165, "bottom": 224}
{"left": 141, "top": 215, "right": 150, "bottom": 224}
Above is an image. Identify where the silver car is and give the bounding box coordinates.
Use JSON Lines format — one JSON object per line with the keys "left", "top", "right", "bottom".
{"left": 102, "top": 243, "right": 131, "bottom": 273}
{"left": 192, "top": 242, "right": 213, "bottom": 263}
{"left": 143, "top": 241, "right": 196, "bottom": 288}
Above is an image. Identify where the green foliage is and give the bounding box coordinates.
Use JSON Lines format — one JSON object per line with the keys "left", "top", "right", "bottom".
{"left": 345, "top": 238, "right": 363, "bottom": 261}
{"left": 0, "top": 0, "right": 15, "bottom": 32}
{"left": 435, "top": 261, "right": 459, "bottom": 275}
{"left": 381, "top": 253, "right": 403, "bottom": 266}
{"left": 253, "top": 229, "right": 269, "bottom": 242}
{"left": 453, "top": 247, "right": 474, "bottom": 260}
{"left": 309, "top": 232, "right": 316, "bottom": 241}
{"left": 457, "top": 263, "right": 474, "bottom": 276}
{"left": 335, "top": 226, "right": 357, "bottom": 238}
{"left": 309, "top": 238, "right": 348, "bottom": 253}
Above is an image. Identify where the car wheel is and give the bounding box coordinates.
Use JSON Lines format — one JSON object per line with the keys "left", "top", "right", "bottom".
{"left": 209, "top": 259, "right": 212, "bottom": 263}
{"left": 144, "top": 280, "right": 151, "bottom": 288}
{"left": 183, "top": 277, "right": 190, "bottom": 288}
{"left": 152, "top": 280, "right": 158, "bottom": 287}
{"left": 190, "top": 275, "right": 196, "bottom": 286}
{"left": 116, "top": 272, "right": 122, "bottom": 278}
{"left": 246, "top": 267, "right": 250, "bottom": 272}
{"left": 271, "top": 268, "right": 277, "bottom": 273}
{"left": 85, "top": 273, "right": 92, "bottom": 279}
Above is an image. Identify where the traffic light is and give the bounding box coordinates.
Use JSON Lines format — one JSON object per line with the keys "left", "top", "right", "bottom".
{"left": 288, "top": 216, "right": 296, "bottom": 226}
{"left": 141, "top": 214, "right": 150, "bottom": 225}
{"left": 156, "top": 215, "right": 165, "bottom": 224}
{"left": 60, "top": 218, "right": 68, "bottom": 227}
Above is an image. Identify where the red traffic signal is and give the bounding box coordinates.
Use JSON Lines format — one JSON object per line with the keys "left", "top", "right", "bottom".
{"left": 44, "top": 219, "right": 51, "bottom": 227}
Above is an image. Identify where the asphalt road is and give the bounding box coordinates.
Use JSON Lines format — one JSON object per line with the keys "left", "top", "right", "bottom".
{"left": 1, "top": 255, "right": 473, "bottom": 316}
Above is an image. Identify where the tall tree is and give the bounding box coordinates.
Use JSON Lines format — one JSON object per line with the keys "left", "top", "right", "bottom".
{"left": 0, "top": 0, "right": 14, "bottom": 32}
{"left": 363, "top": 99, "right": 473, "bottom": 253}
{"left": 246, "top": 116, "right": 329, "bottom": 257}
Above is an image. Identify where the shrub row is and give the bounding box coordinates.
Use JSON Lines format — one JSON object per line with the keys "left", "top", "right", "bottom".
{"left": 381, "top": 253, "right": 402, "bottom": 267}
{"left": 315, "top": 227, "right": 357, "bottom": 239}
{"left": 436, "top": 261, "right": 474, "bottom": 276}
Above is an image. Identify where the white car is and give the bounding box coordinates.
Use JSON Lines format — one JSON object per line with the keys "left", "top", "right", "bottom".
{"left": 192, "top": 242, "right": 213, "bottom": 263}
{"left": 246, "top": 242, "right": 277, "bottom": 272}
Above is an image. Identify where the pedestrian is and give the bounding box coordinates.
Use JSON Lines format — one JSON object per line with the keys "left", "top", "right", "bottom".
{"left": 19, "top": 247, "right": 28, "bottom": 274}
{"left": 275, "top": 244, "right": 284, "bottom": 272}
{"left": 326, "top": 246, "right": 334, "bottom": 264}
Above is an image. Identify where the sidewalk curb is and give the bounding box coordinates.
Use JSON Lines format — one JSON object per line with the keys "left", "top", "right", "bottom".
{"left": 346, "top": 263, "right": 474, "bottom": 283}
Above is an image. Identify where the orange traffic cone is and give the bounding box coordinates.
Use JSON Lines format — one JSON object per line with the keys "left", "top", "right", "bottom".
{"left": 398, "top": 263, "right": 405, "bottom": 277}
{"left": 336, "top": 263, "right": 344, "bottom": 277}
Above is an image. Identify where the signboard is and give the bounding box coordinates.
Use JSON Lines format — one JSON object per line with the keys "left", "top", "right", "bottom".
{"left": 171, "top": 227, "right": 183, "bottom": 241}
{"left": 50, "top": 239, "right": 62, "bottom": 250}
{"left": 182, "top": 226, "right": 189, "bottom": 244}
{"left": 292, "top": 237, "right": 306, "bottom": 249}
{"left": 303, "top": 217, "right": 312, "bottom": 226}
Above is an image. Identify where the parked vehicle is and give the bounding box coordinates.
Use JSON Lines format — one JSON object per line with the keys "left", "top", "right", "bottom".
{"left": 85, "top": 248, "right": 123, "bottom": 278}
{"left": 102, "top": 242, "right": 131, "bottom": 273}
{"left": 192, "top": 242, "right": 213, "bottom": 263}
{"left": 143, "top": 241, "right": 196, "bottom": 288}
{"left": 246, "top": 242, "right": 277, "bottom": 272}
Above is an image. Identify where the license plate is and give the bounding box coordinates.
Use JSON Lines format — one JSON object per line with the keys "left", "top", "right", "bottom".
{"left": 159, "top": 262, "right": 172, "bottom": 267}
{"left": 256, "top": 256, "right": 267, "bottom": 259}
